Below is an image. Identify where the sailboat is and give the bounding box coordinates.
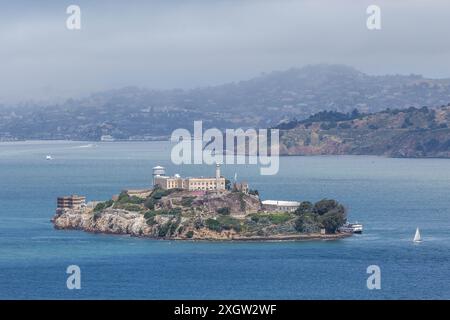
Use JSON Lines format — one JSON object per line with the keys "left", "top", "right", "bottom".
{"left": 413, "top": 227, "right": 422, "bottom": 243}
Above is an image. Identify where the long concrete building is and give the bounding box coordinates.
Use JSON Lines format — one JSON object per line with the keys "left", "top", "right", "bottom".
{"left": 261, "top": 200, "right": 301, "bottom": 212}
{"left": 153, "top": 164, "right": 226, "bottom": 191}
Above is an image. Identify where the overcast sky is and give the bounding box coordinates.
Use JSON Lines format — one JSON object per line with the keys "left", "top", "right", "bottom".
{"left": 1, "top": 0, "right": 450, "bottom": 103}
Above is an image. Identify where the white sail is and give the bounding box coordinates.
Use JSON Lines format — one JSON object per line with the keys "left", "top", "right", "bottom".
{"left": 413, "top": 228, "right": 422, "bottom": 242}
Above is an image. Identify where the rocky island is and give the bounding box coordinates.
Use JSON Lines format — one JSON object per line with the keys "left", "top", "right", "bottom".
{"left": 52, "top": 187, "right": 350, "bottom": 241}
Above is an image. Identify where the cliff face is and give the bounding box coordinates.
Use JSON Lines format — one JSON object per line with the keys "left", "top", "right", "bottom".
{"left": 52, "top": 189, "right": 264, "bottom": 240}
{"left": 279, "top": 106, "right": 450, "bottom": 158}
{"left": 52, "top": 189, "right": 349, "bottom": 241}
{"left": 53, "top": 208, "right": 151, "bottom": 237}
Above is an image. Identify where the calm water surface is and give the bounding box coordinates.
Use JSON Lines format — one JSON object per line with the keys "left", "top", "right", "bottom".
{"left": 0, "top": 141, "right": 449, "bottom": 299}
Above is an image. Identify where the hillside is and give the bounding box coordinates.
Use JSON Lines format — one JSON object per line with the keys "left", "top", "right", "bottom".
{"left": 278, "top": 106, "right": 450, "bottom": 158}
{"left": 3, "top": 64, "right": 450, "bottom": 141}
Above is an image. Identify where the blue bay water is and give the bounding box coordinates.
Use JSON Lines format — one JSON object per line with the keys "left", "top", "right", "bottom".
{"left": 0, "top": 140, "right": 449, "bottom": 299}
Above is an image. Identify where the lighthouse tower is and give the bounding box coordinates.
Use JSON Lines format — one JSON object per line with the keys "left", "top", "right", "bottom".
{"left": 215, "top": 164, "right": 221, "bottom": 190}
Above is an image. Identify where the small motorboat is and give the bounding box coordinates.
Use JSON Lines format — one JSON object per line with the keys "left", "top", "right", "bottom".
{"left": 46, "top": 155, "right": 53, "bottom": 160}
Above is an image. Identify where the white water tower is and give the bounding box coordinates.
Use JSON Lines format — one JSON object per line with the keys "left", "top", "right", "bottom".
{"left": 152, "top": 165, "right": 166, "bottom": 185}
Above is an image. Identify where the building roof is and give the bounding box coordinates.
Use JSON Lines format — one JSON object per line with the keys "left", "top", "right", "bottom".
{"left": 262, "top": 200, "right": 301, "bottom": 206}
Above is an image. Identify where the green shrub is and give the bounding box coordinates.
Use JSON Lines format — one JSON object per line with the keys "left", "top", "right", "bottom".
{"left": 186, "top": 230, "right": 194, "bottom": 238}
{"left": 94, "top": 203, "right": 105, "bottom": 212}
{"left": 168, "top": 217, "right": 181, "bottom": 235}
{"left": 218, "top": 216, "right": 241, "bottom": 232}
{"left": 151, "top": 189, "right": 169, "bottom": 200}
{"left": 117, "top": 191, "right": 130, "bottom": 204}
{"left": 181, "top": 196, "right": 195, "bottom": 207}
{"left": 217, "top": 207, "right": 230, "bottom": 215}
{"left": 128, "top": 196, "right": 144, "bottom": 204}
{"left": 146, "top": 216, "right": 156, "bottom": 226}
{"left": 169, "top": 208, "right": 182, "bottom": 216}
{"left": 144, "top": 197, "right": 155, "bottom": 209}
{"left": 205, "top": 218, "right": 222, "bottom": 232}
{"left": 249, "top": 213, "right": 292, "bottom": 225}
{"left": 144, "top": 210, "right": 157, "bottom": 219}
{"left": 93, "top": 200, "right": 114, "bottom": 212}
{"left": 158, "top": 223, "right": 171, "bottom": 237}
{"left": 158, "top": 218, "right": 181, "bottom": 237}
{"left": 266, "top": 212, "right": 293, "bottom": 224}
{"left": 121, "top": 203, "right": 142, "bottom": 211}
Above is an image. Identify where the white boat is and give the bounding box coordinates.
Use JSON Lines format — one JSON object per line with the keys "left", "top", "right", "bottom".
{"left": 413, "top": 227, "right": 422, "bottom": 242}
{"left": 339, "top": 222, "right": 363, "bottom": 234}
{"left": 46, "top": 155, "right": 53, "bottom": 160}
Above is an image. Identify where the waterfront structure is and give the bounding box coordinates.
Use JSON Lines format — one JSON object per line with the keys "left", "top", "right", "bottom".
{"left": 262, "top": 200, "right": 300, "bottom": 212}
{"left": 153, "top": 164, "right": 226, "bottom": 191}
{"left": 57, "top": 195, "right": 86, "bottom": 209}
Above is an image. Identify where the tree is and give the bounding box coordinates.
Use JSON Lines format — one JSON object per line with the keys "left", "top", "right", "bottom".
{"left": 225, "top": 179, "right": 231, "bottom": 190}
{"left": 294, "top": 201, "right": 313, "bottom": 215}
{"left": 205, "top": 218, "right": 222, "bottom": 232}
{"left": 319, "top": 210, "right": 346, "bottom": 233}
{"left": 144, "top": 197, "right": 155, "bottom": 210}
{"left": 186, "top": 231, "right": 194, "bottom": 238}
{"left": 217, "top": 207, "right": 230, "bottom": 215}
{"left": 313, "top": 199, "right": 340, "bottom": 215}
{"left": 294, "top": 199, "right": 347, "bottom": 234}
{"left": 294, "top": 213, "right": 319, "bottom": 233}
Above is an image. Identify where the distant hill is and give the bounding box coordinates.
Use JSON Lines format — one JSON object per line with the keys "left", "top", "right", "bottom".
{"left": 2, "top": 64, "right": 450, "bottom": 141}
{"left": 277, "top": 105, "right": 450, "bottom": 158}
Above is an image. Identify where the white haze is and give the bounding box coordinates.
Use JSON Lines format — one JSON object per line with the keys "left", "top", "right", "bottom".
{"left": 0, "top": 0, "right": 450, "bottom": 103}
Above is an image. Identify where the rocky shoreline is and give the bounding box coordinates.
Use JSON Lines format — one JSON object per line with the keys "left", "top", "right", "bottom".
{"left": 52, "top": 209, "right": 351, "bottom": 241}
{"left": 51, "top": 211, "right": 352, "bottom": 242}
{"left": 52, "top": 188, "right": 352, "bottom": 242}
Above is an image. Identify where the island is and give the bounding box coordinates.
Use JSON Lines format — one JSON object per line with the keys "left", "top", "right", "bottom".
{"left": 52, "top": 165, "right": 351, "bottom": 241}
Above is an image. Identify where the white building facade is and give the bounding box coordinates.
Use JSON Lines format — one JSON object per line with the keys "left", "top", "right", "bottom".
{"left": 153, "top": 164, "right": 226, "bottom": 191}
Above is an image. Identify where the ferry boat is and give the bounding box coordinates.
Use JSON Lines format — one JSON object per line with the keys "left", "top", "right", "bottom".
{"left": 339, "top": 222, "right": 363, "bottom": 234}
